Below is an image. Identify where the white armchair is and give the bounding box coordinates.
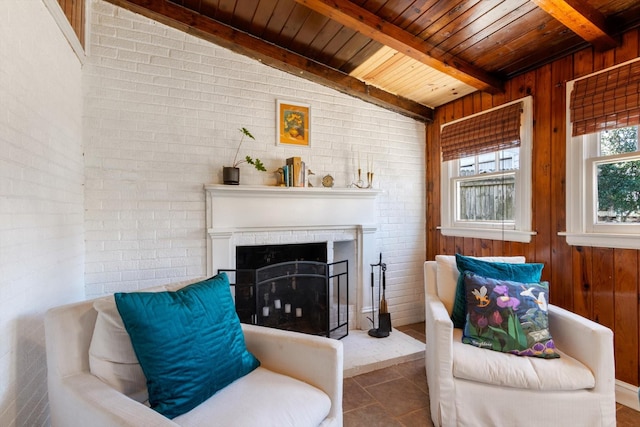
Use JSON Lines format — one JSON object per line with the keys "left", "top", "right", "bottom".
{"left": 424, "top": 257, "right": 616, "bottom": 427}
{"left": 45, "top": 291, "right": 343, "bottom": 427}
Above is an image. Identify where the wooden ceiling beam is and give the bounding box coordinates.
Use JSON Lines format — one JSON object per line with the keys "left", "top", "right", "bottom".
{"left": 530, "top": 0, "right": 617, "bottom": 51}
{"left": 293, "top": 0, "right": 504, "bottom": 94}
{"left": 100, "top": 0, "right": 434, "bottom": 122}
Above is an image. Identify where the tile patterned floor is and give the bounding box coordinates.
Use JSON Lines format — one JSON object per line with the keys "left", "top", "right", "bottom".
{"left": 343, "top": 322, "right": 640, "bottom": 427}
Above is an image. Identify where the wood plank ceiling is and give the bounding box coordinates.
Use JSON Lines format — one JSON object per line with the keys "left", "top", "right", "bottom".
{"left": 100, "top": 0, "right": 640, "bottom": 122}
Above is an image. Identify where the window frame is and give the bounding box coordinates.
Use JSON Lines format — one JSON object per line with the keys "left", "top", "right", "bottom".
{"left": 439, "top": 96, "right": 535, "bottom": 243}
{"left": 563, "top": 83, "right": 640, "bottom": 250}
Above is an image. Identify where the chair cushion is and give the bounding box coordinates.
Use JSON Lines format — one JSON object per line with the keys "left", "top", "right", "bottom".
{"left": 435, "top": 255, "right": 525, "bottom": 318}
{"left": 114, "top": 273, "right": 260, "bottom": 419}
{"left": 461, "top": 272, "right": 560, "bottom": 358}
{"left": 451, "top": 254, "right": 544, "bottom": 328}
{"left": 452, "top": 329, "right": 595, "bottom": 390}
{"left": 173, "top": 367, "right": 332, "bottom": 427}
{"left": 88, "top": 278, "right": 204, "bottom": 403}
{"left": 90, "top": 295, "right": 154, "bottom": 403}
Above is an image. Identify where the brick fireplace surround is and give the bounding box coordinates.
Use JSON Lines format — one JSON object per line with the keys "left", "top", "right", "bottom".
{"left": 204, "top": 184, "right": 381, "bottom": 330}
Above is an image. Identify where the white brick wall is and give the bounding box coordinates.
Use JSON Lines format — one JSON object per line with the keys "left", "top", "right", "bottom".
{"left": 0, "top": 1, "right": 85, "bottom": 426}
{"left": 84, "top": 0, "right": 426, "bottom": 325}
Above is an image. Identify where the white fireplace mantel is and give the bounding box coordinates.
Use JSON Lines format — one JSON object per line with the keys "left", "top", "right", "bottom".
{"left": 204, "top": 184, "right": 382, "bottom": 329}
{"left": 204, "top": 184, "right": 381, "bottom": 231}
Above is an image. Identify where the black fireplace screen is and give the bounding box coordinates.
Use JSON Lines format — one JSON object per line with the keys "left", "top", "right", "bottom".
{"left": 220, "top": 260, "right": 349, "bottom": 340}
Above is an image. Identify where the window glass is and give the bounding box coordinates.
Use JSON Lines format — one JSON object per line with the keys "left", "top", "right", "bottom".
{"left": 459, "top": 156, "right": 475, "bottom": 176}
{"left": 457, "top": 173, "right": 515, "bottom": 222}
{"left": 594, "top": 126, "right": 640, "bottom": 225}
{"left": 454, "top": 149, "right": 518, "bottom": 223}
{"left": 599, "top": 126, "right": 638, "bottom": 155}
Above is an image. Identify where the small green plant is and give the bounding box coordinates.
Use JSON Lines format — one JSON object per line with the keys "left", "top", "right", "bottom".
{"left": 232, "top": 127, "right": 266, "bottom": 171}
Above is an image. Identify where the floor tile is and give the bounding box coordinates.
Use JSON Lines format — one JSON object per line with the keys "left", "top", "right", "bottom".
{"left": 397, "top": 407, "right": 434, "bottom": 427}
{"left": 365, "top": 377, "right": 429, "bottom": 418}
{"left": 342, "top": 377, "right": 375, "bottom": 412}
{"left": 344, "top": 403, "right": 403, "bottom": 427}
{"left": 353, "top": 364, "right": 401, "bottom": 388}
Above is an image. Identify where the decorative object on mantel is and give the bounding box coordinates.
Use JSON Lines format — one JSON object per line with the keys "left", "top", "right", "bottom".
{"left": 223, "top": 127, "right": 266, "bottom": 185}
{"left": 351, "top": 153, "right": 374, "bottom": 189}
{"left": 283, "top": 157, "right": 306, "bottom": 187}
{"left": 321, "top": 174, "right": 334, "bottom": 188}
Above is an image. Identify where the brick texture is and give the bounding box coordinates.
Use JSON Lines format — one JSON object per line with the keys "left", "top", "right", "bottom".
{"left": 0, "top": 1, "right": 85, "bottom": 426}
{"left": 83, "top": 0, "right": 427, "bottom": 327}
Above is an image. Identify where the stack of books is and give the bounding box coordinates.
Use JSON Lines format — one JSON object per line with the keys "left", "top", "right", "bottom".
{"left": 282, "top": 157, "right": 306, "bottom": 187}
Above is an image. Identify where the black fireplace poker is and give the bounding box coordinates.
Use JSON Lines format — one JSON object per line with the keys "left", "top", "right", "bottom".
{"left": 368, "top": 253, "right": 392, "bottom": 338}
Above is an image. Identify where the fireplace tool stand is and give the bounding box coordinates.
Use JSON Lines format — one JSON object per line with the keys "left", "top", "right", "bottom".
{"left": 368, "top": 253, "right": 392, "bottom": 338}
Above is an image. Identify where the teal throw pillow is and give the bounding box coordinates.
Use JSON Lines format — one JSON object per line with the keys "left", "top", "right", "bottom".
{"left": 461, "top": 272, "right": 560, "bottom": 358}
{"left": 451, "top": 254, "right": 544, "bottom": 328}
{"left": 115, "top": 273, "right": 260, "bottom": 419}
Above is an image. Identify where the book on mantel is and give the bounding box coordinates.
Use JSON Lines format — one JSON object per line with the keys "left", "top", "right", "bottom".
{"left": 284, "top": 157, "right": 305, "bottom": 187}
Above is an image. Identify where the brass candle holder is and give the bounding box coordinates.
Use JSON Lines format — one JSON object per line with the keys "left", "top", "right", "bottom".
{"left": 352, "top": 168, "right": 373, "bottom": 188}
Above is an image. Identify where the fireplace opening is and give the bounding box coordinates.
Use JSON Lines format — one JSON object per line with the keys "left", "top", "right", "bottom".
{"left": 236, "top": 242, "right": 327, "bottom": 269}
{"left": 225, "top": 243, "right": 349, "bottom": 339}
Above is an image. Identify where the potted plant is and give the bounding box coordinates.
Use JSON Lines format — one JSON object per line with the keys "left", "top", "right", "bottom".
{"left": 223, "top": 127, "right": 266, "bottom": 185}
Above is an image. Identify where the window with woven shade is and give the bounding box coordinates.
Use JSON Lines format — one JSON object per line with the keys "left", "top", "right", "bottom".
{"left": 439, "top": 97, "right": 535, "bottom": 243}
{"left": 440, "top": 102, "right": 523, "bottom": 162}
{"left": 570, "top": 60, "right": 640, "bottom": 137}
{"left": 565, "top": 59, "right": 640, "bottom": 250}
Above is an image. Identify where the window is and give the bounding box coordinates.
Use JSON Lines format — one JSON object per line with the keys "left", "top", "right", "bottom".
{"left": 439, "top": 96, "right": 535, "bottom": 242}
{"left": 564, "top": 59, "right": 640, "bottom": 249}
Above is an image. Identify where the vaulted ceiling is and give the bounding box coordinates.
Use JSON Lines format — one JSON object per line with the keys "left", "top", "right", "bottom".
{"left": 103, "top": 0, "right": 640, "bottom": 122}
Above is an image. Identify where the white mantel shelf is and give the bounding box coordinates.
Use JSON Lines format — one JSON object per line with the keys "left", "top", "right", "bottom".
{"left": 204, "top": 184, "right": 382, "bottom": 198}
{"left": 204, "top": 184, "right": 381, "bottom": 231}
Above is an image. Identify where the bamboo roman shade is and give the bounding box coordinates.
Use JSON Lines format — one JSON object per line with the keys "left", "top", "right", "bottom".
{"left": 570, "top": 60, "right": 640, "bottom": 137}
{"left": 440, "top": 102, "right": 523, "bottom": 162}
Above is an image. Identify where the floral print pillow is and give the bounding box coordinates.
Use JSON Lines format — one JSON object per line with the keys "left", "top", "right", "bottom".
{"left": 462, "top": 272, "right": 560, "bottom": 358}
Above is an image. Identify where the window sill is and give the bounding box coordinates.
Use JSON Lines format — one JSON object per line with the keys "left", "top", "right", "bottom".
{"left": 439, "top": 226, "right": 536, "bottom": 243}
{"left": 559, "top": 232, "right": 640, "bottom": 250}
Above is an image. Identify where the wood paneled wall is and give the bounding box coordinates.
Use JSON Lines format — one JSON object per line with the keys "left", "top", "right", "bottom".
{"left": 426, "top": 28, "right": 640, "bottom": 387}
{"left": 57, "top": 0, "right": 85, "bottom": 48}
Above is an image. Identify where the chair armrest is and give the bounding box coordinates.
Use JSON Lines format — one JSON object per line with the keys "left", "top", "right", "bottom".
{"left": 424, "top": 293, "right": 456, "bottom": 427}
{"left": 50, "top": 373, "right": 177, "bottom": 427}
{"left": 548, "top": 304, "right": 615, "bottom": 394}
{"left": 425, "top": 293, "right": 454, "bottom": 376}
{"left": 241, "top": 324, "right": 343, "bottom": 422}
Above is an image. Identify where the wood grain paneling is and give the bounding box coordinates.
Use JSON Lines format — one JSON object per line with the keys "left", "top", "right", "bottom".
{"left": 57, "top": 0, "right": 85, "bottom": 48}
{"left": 426, "top": 27, "right": 640, "bottom": 387}
{"left": 613, "top": 249, "right": 639, "bottom": 384}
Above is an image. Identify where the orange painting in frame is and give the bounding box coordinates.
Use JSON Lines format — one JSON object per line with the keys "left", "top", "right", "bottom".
{"left": 277, "top": 100, "right": 310, "bottom": 146}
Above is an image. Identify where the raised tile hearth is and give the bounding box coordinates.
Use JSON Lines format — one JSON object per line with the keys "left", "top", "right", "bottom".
{"left": 342, "top": 327, "right": 425, "bottom": 378}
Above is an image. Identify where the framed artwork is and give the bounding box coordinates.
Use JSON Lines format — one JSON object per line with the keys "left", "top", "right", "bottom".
{"left": 277, "top": 100, "right": 310, "bottom": 146}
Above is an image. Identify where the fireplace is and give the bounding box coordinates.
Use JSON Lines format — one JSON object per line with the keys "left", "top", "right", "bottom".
{"left": 227, "top": 243, "right": 349, "bottom": 339}
{"left": 204, "top": 184, "right": 381, "bottom": 330}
